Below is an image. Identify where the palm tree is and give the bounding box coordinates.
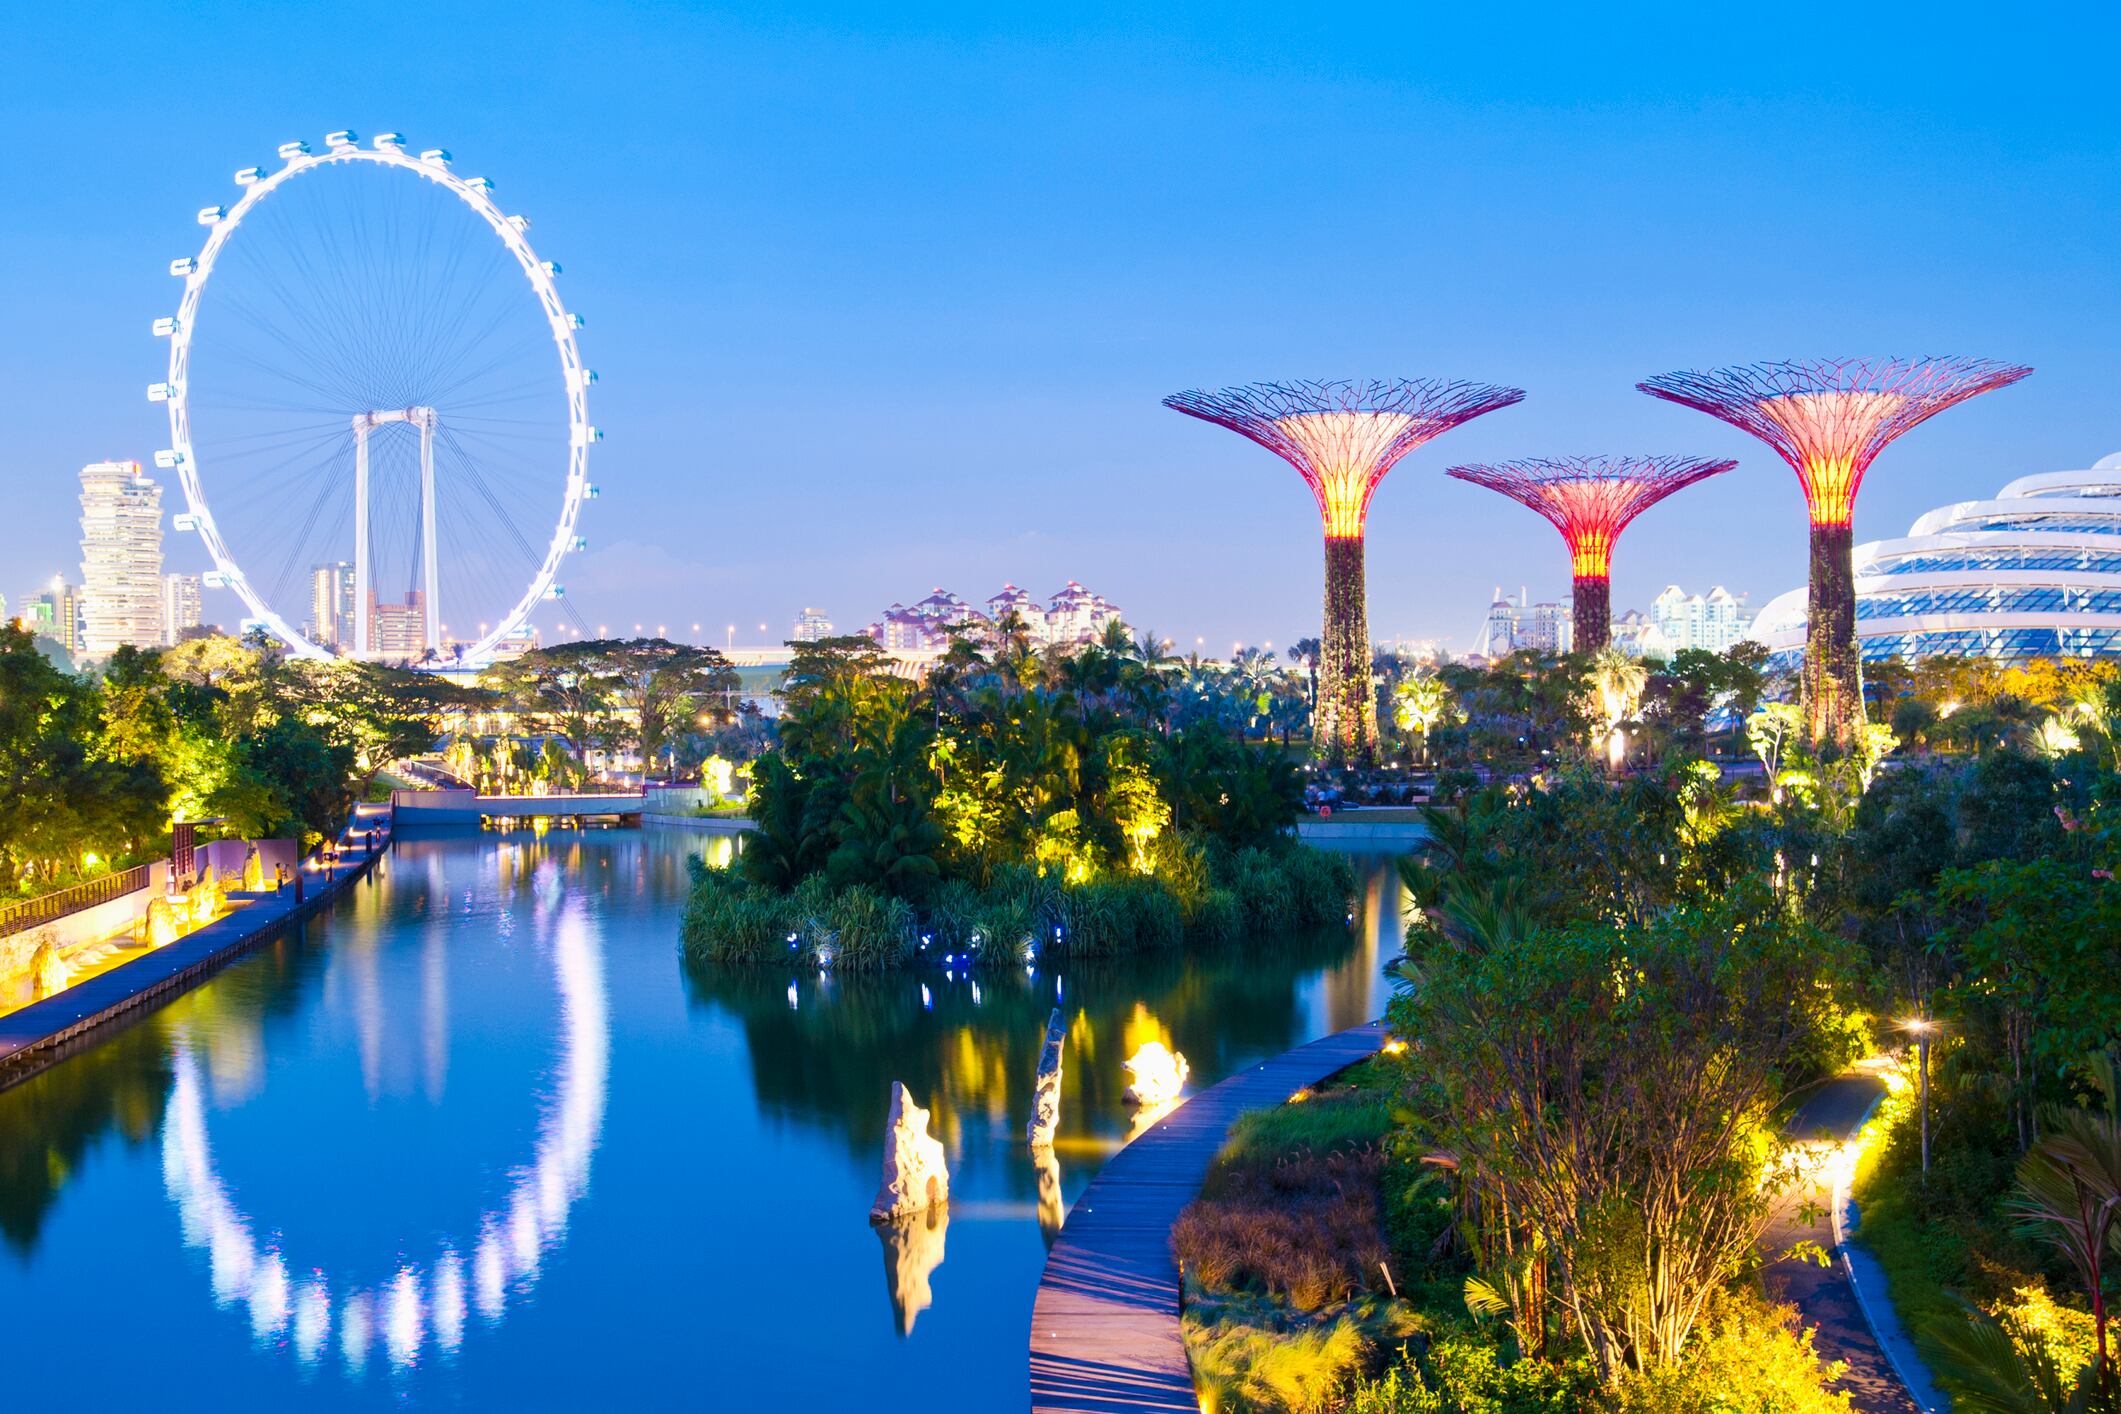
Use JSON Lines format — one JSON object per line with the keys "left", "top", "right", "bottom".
{"left": 1586, "top": 647, "right": 1647, "bottom": 774}
{"left": 1922, "top": 1055, "right": 2121, "bottom": 1411}
{"left": 1393, "top": 674, "right": 1450, "bottom": 764}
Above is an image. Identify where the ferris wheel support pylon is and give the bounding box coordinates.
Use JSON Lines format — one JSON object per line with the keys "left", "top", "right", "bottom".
{"left": 152, "top": 130, "right": 600, "bottom": 666}
{"left": 351, "top": 407, "right": 442, "bottom": 656}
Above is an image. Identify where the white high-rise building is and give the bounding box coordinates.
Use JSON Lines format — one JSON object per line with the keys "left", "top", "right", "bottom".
{"left": 791, "top": 607, "right": 835, "bottom": 643}
{"left": 310, "top": 562, "right": 357, "bottom": 650}
{"left": 78, "top": 461, "right": 164, "bottom": 659}
{"left": 1651, "top": 585, "right": 1753, "bottom": 655}
{"left": 161, "top": 574, "right": 202, "bottom": 645}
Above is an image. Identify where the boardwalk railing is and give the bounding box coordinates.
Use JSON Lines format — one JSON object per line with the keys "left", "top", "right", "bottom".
{"left": 0, "top": 865, "right": 153, "bottom": 940}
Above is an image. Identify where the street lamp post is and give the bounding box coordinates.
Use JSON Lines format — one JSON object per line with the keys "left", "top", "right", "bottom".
{"left": 1905, "top": 1016, "right": 1934, "bottom": 1181}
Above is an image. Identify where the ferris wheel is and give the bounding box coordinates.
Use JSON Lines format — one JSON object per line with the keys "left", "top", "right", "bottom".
{"left": 152, "top": 131, "right": 598, "bottom": 666}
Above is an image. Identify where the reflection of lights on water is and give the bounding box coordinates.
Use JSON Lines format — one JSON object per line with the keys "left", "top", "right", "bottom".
{"left": 787, "top": 980, "right": 799, "bottom": 1010}
{"left": 970, "top": 981, "right": 982, "bottom": 1006}
{"left": 919, "top": 984, "right": 931, "bottom": 1011}
{"left": 161, "top": 896, "right": 608, "bottom": 1375}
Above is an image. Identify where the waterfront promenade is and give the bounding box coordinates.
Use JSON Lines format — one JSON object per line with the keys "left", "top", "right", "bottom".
{"left": 0, "top": 803, "right": 394, "bottom": 1090}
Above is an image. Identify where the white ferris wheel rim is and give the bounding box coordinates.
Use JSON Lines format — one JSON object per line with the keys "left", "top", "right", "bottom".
{"left": 160, "top": 135, "right": 592, "bottom": 666}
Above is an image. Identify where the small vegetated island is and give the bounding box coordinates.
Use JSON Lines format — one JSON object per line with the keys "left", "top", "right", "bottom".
{"left": 681, "top": 633, "right": 1354, "bottom": 968}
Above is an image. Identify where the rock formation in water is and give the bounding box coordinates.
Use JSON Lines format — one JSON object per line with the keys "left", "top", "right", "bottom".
{"left": 1122, "top": 1041, "right": 1189, "bottom": 1109}
{"left": 870, "top": 1081, "right": 950, "bottom": 1222}
{"left": 1026, "top": 1007, "right": 1065, "bottom": 1147}
{"left": 874, "top": 1203, "right": 948, "bottom": 1336}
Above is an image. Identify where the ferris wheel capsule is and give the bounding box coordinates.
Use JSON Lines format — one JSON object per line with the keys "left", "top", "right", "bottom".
{"left": 147, "top": 382, "right": 172, "bottom": 402}
{"left": 373, "top": 132, "right": 406, "bottom": 150}
{"left": 152, "top": 316, "right": 178, "bottom": 337}
{"left": 277, "top": 140, "right": 310, "bottom": 161}
{"left": 154, "top": 449, "right": 184, "bottom": 469}
{"left": 173, "top": 512, "right": 200, "bottom": 532}
{"left": 196, "top": 206, "right": 226, "bottom": 225}
{"left": 325, "top": 130, "right": 359, "bottom": 150}
{"left": 169, "top": 257, "right": 198, "bottom": 276}
{"left": 234, "top": 166, "right": 264, "bottom": 186}
{"left": 420, "top": 148, "right": 452, "bottom": 168}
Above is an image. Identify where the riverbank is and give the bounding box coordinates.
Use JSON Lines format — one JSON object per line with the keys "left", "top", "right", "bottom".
{"left": 0, "top": 803, "right": 393, "bottom": 1091}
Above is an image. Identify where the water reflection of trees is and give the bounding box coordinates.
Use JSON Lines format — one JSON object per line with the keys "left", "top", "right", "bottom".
{"left": 679, "top": 923, "right": 1359, "bottom": 1167}
{"left": 0, "top": 921, "right": 330, "bottom": 1256}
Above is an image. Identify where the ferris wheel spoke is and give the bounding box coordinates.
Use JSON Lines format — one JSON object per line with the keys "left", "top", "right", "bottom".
{"left": 262, "top": 444, "right": 356, "bottom": 607}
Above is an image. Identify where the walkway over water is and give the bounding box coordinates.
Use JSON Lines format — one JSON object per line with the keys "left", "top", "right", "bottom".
{"left": 390, "top": 788, "right": 650, "bottom": 826}
{"left": 1028, "top": 1020, "right": 1387, "bottom": 1412}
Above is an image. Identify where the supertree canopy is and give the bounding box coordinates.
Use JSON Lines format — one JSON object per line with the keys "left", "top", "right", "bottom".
{"left": 1165, "top": 378, "right": 1524, "bottom": 762}
{"left": 1638, "top": 357, "right": 2029, "bottom": 746}
{"left": 1445, "top": 456, "right": 1735, "bottom": 652}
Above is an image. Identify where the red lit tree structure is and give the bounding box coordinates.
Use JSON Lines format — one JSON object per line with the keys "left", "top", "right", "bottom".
{"left": 1165, "top": 378, "right": 1523, "bottom": 762}
{"left": 1446, "top": 456, "right": 1735, "bottom": 653}
{"left": 1638, "top": 358, "right": 2029, "bottom": 746}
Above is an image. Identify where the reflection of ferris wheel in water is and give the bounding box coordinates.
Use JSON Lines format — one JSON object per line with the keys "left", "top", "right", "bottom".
{"left": 153, "top": 131, "right": 599, "bottom": 666}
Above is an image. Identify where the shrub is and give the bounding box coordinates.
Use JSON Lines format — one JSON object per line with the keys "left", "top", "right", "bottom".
{"left": 1185, "top": 1295, "right": 1392, "bottom": 1414}
{"left": 1343, "top": 1325, "right": 1597, "bottom": 1413}
{"left": 1606, "top": 1290, "right": 1854, "bottom": 1414}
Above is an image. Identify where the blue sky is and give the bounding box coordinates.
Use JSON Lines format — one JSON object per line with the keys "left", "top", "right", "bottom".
{"left": 4, "top": 3, "right": 2117, "bottom": 651}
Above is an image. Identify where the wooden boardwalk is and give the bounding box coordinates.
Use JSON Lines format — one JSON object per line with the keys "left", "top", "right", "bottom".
{"left": 0, "top": 803, "right": 394, "bottom": 1090}
{"left": 1028, "top": 1019, "right": 1387, "bottom": 1412}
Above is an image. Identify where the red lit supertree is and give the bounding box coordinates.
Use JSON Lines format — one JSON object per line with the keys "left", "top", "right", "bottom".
{"left": 1638, "top": 358, "right": 2029, "bottom": 746}
{"left": 1445, "top": 456, "right": 1735, "bottom": 653}
{"left": 1165, "top": 378, "right": 1524, "bottom": 762}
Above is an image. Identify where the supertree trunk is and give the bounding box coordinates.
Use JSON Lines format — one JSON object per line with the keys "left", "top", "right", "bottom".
{"left": 1319, "top": 535, "right": 1377, "bottom": 764}
{"left": 1571, "top": 574, "right": 1610, "bottom": 654}
{"left": 1804, "top": 519, "right": 1862, "bottom": 746}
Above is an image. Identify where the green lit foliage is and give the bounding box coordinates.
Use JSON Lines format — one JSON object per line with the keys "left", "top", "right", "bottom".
{"left": 0, "top": 627, "right": 447, "bottom": 887}
{"left": 695, "top": 624, "right": 1342, "bottom": 965}
{"left": 1391, "top": 901, "right": 1858, "bottom": 1384}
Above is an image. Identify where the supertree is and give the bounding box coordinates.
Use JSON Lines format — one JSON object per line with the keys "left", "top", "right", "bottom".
{"left": 1164, "top": 378, "right": 1524, "bottom": 762}
{"left": 1638, "top": 358, "right": 2029, "bottom": 746}
{"left": 1445, "top": 456, "right": 1735, "bottom": 653}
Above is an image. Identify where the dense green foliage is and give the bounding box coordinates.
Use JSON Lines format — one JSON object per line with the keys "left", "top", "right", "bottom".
{"left": 481, "top": 636, "right": 751, "bottom": 779}
{"left": 683, "top": 630, "right": 1351, "bottom": 966}
{"left": 1369, "top": 647, "right": 2121, "bottom": 1409}
{"left": 1175, "top": 1060, "right": 1854, "bottom": 1413}
{"left": 0, "top": 627, "right": 471, "bottom": 890}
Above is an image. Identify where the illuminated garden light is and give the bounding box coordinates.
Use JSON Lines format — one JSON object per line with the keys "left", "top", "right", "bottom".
{"left": 1164, "top": 378, "right": 1523, "bottom": 762}
{"left": 1445, "top": 455, "right": 1734, "bottom": 652}
{"left": 1638, "top": 357, "right": 2029, "bottom": 744}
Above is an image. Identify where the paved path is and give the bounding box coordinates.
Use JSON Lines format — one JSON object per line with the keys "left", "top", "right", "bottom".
{"left": 0, "top": 804, "right": 393, "bottom": 1090}
{"left": 1027, "top": 1020, "right": 1387, "bottom": 1413}
{"left": 1766, "top": 1065, "right": 1928, "bottom": 1413}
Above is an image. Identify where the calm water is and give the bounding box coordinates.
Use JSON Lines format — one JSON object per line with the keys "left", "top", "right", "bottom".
{"left": 0, "top": 828, "right": 1406, "bottom": 1411}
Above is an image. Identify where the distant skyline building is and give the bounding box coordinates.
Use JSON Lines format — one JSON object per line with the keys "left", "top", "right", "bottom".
{"left": 161, "top": 573, "right": 202, "bottom": 645}
{"left": 370, "top": 590, "right": 427, "bottom": 658}
{"left": 1651, "top": 585, "right": 1753, "bottom": 655}
{"left": 77, "top": 459, "right": 163, "bottom": 659}
{"left": 309, "top": 562, "right": 356, "bottom": 650}
{"left": 791, "top": 607, "right": 834, "bottom": 643}
{"left": 864, "top": 581, "right": 1121, "bottom": 652}
{"left": 1476, "top": 588, "right": 1572, "bottom": 657}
